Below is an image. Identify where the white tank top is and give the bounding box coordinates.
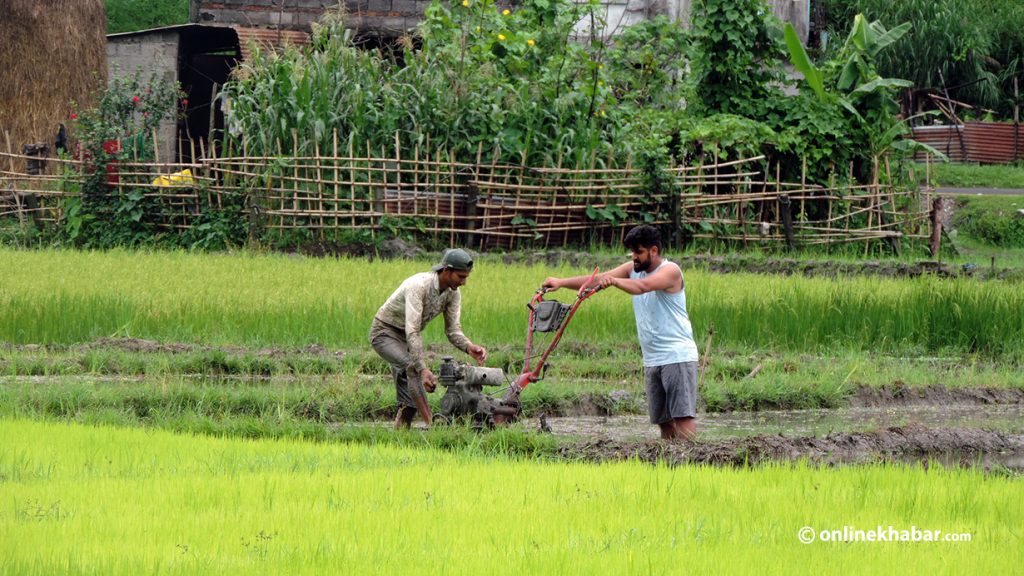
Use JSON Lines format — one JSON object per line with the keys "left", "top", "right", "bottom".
{"left": 630, "top": 261, "right": 699, "bottom": 366}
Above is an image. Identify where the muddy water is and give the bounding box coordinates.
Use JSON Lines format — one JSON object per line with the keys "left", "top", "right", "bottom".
{"left": 526, "top": 404, "right": 1024, "bottom": 442}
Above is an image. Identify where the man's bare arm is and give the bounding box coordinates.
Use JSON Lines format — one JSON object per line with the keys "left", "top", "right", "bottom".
{"left": 543, "top": 261, "right": 633, "bottom": 291}
{"left": 600, "top": 262, "right": 681, "bottom": 295}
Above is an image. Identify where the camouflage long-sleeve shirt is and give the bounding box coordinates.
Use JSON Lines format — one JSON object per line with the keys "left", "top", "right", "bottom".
{"left": 373, "top": 271, "right": 472, "bottom": 372}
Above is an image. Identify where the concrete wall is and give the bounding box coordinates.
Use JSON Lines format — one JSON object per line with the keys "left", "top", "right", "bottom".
{"left": 106, "top": 31, "right": 181, "bottom": 162}
{"left": 191, "top": 0, "right": 810, "bottom": 42}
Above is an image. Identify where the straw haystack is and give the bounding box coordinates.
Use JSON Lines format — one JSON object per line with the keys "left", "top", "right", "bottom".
{"left": 0, "top": 0, "right": 108, "bottom": 155}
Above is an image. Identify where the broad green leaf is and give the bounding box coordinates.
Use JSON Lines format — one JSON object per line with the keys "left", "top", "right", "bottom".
{"left": 850, "top": 77, "right": 913, "bottom": 96}
{"left": 869, "top": 22, "right": 911, "bottom": 57}
{"left": 783, "top": 23, "right": 824, "bottom": 100}
{"left": 846, "top": 14, "right": 870, "bottom": 52}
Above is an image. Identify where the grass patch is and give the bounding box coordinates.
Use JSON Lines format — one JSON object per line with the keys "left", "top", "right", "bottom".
{"left": 948, "top": 194, "right": 1024, "bottom": 248}
{"left": 922, "top": 162, "right": 1024, "bottom": 189}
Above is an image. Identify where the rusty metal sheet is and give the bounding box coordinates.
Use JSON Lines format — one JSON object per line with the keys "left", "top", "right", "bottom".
{"left": 912, "top": 122, "right": 1022, "bottom": 164}
{"left": 233, "top": 27, "right": 310, "bottom": 61}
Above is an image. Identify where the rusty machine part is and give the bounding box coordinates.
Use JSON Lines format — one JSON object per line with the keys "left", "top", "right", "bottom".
{"left": 435, "top": 267, "right": 606, "bottom": 429}
{"left": 436, "top": 356, "right": 519, "bottom": 428}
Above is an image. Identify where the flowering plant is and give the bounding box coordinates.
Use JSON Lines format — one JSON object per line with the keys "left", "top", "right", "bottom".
{"left": 70, "top": 69, "right": 184, "bottom": 163}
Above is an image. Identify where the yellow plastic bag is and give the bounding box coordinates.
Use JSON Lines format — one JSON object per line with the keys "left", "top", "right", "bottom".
{"left": 151, "top": 168, "right": 195, "bottom": 188}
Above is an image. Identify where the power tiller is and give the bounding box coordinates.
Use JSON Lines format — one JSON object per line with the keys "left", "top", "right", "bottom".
{"left": 435, "top": 268, "right": 605, "bottom": 428}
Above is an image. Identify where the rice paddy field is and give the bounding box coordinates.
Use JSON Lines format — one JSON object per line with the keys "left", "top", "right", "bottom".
{"left": 2, "top": 248, "right": 1024, "bottom": 356}
{"left": 2, "top": 247, "right": 1023, "bottom": 573}
{"left": 1, "top": 419, "right": 1020, "bottom": 574}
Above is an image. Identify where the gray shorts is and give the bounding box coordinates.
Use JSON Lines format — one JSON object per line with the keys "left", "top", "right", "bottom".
{"left": 644, "top": 361, "right": 698, "bottom": 425}
{"left": 368, "top": 318, "right": 424, "bottom": 408}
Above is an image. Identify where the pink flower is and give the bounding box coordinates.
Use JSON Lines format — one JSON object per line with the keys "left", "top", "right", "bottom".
{"left": 132, "top": 95, "right": 141, "bottom": 104}
{"left": 70, "top": 113, "right": 78, "bottom": 120}
{"left": 181, "top": 98, "right": 189, "bottom": 107}
{"left": 143, "top": 112, "right": 150, "bottom": 118}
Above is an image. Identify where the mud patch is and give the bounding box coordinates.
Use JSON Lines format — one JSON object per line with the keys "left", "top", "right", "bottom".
{"left": 85, "top": 338, "right": 197, "bottom": 354}
{"left": 77, "top": 338, "right": 341, "bottom": 358}
{"left": 851, "top": 383, "right": 1024, "bottom": 407}
{"left": 559, "top": 424, "right": 1024, "bottom": 471}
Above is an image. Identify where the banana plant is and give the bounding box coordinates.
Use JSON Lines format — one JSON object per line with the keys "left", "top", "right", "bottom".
{"left": 784, "top": 17, "right": 912, "bottom": 108}
{"left": 784, "top": 15, "right": 944, "bottom": 167}
{"left": 836, "top": 15, "right": 912, "bottom": 92}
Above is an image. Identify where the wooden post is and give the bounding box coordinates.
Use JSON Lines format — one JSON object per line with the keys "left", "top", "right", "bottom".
{"left": 460, "top": 145, "right": 482, "bottom": 249}
{"left": 800, "top": 156, "right": 807, "bottom": 224}
{"left": 244, "top": 139, "right": 259, "bottom": 245}
{"left": 314, "top": 137, "right": 324, "bottom": 238}
{"left": 348, "top": 138, "right": 356, "bottom": 230}
{"left": 780, "top": 194, "right": 795, "bottom": 251}
{"left": 291, "top": 131, "right": 300, "bottom": 227}
{"left": 370, "top": 140, "right": 380, "bottom": 240}
{"left": 883, "top": 156, "right": 901, "bottom": 256}
{"left": 208, "top": 82, "right": 219, "bottom": 151}
{"left": 332, "top": 130, "right": 340, "bottom": 235}
{"left": 929, "top": 197, "right": 943, "bottom": 259}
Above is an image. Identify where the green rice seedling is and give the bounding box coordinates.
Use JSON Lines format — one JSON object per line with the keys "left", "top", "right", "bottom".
{"left": 0, "top": 419, "right": 1020, "bottom": 575}
{"left": 2, "top": 248, "right": 1024, "bottom": 358}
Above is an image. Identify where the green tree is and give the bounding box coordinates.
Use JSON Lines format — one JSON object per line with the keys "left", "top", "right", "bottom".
{"left": 106, "top": 0, "right": 189, "bottom": 34}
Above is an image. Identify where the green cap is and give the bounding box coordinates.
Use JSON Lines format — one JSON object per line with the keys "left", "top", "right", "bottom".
{"left": 432, "top": 248, "right": 474, "bottom": 272}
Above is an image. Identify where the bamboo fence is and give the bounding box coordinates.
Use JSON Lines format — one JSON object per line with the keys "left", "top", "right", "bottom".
{"left": 0, "top": 131, "right": 935, "bottom": 252}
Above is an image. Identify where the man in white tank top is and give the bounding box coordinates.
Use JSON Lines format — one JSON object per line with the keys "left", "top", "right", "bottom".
{"left": 543, "top": 225, "right": 699, "bottom": 440}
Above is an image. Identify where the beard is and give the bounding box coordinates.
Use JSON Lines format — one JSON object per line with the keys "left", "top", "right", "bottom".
{"left": 633, "top": 259, "right": 650, "bottom": 273}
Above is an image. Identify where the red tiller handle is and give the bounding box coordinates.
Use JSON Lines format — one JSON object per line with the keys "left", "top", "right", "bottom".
{"left": 518, "top": 267, "right": 605, "bottom": 391}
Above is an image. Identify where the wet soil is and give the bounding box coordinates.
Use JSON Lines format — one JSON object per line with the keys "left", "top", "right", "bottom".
{"left": 530, "top": 404, "right": 1024, "bottom": 441}
{"left": 58, "top": 338, "right": 340, "bottom": 358}
{"left": 531, "top": 402, "right": 1024, "bottom": 471}
{"left": 555, "top": 424, "right": 1024, "bottom": 472}
{"left": 7, "top": 339, "right": 1023, "bottom": 470}
{"left": 850, "top": 383, "right": 1024, "bottom": 407}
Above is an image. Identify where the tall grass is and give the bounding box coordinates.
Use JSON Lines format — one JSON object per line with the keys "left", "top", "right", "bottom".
{"left": 1, "top": 419, "right": 1019, "bottom": 574}
{"left": 2, "top": 248, "right": 1023, "bottom": 356}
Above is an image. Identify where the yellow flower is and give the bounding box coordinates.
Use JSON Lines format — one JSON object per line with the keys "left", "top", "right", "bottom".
{"left": 475, "top": 26, "right": 481, "bottom": 32}
{"left": 502, "top": 9, "right": 511, "bottom": 15}
{"left": 527, "top": 39, "right": 535, "bottom": 46}
{"left": 462, "top": 0, "right": 468, "bottom": 6}
{"left": 498, "top": 34, "right": 506, "bottom": 41}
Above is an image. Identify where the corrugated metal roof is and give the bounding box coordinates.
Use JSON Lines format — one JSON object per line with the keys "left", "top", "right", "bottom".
{"left": 912, "top": 123, "right": 1023, "bottom": 164}
{"left": 233, "top": 27, "right": 310, "bottom": 61}
{"left": 962, "top": 122, "right": 1021, "bottom": 164}
{"left": 912, "top": 126, "right": 966, "bottom": 162}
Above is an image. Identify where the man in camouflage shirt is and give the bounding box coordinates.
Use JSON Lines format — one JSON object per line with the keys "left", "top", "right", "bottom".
{"left": 370, "top": 248, "right": 488, "bottom": 428}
